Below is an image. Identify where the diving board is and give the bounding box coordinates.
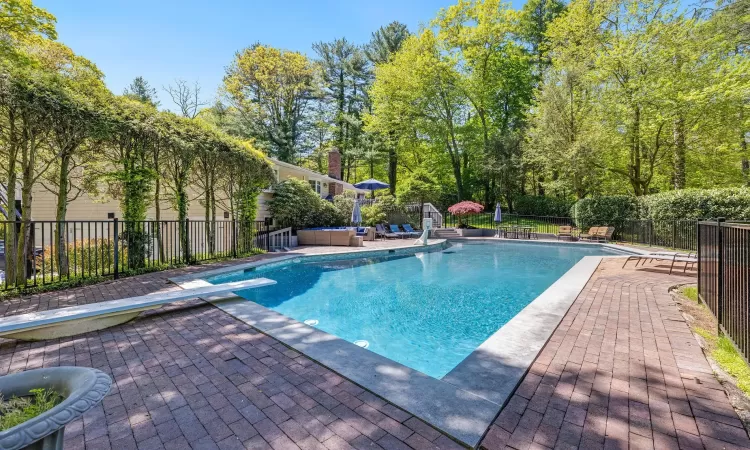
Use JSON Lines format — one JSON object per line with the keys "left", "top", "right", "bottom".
{"left": 0, "top": 278, "right": 275, "bottom": 341}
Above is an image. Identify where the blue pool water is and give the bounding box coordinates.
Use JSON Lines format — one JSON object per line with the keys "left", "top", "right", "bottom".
{"left": 206, "top": 242, "right": 624, "bottom": 378}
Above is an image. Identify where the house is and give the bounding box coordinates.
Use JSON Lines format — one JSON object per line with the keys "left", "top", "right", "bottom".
{"left": 12, "top": 148, "right": 365, "bottom": 224}
{"left": 1, "top": 149, "right": 367, "bottom": 251}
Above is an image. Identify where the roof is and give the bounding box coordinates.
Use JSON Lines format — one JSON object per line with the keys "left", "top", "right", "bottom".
{"left": 269, "top": 158, "right": 369, "bottom": 193}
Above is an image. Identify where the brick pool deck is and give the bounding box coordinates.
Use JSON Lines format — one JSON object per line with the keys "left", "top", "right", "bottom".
{"left": 1, "top": 242, "right": 748, "bottom": 450}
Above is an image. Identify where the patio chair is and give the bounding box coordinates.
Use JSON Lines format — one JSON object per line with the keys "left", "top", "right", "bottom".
{"left": 375, "top": 224, "right": 399, "bottom": 239}
{"left": 621, "top": 251, "right": 697, "bottom": 274}
{"left": 557, "top": 226, "right": 573, "bottom": 241}
{"left": 401, "top": 224, "right": 421, "bottom": 237}
{"left": 580, "top": 227, "right": 601, "bottom": 241}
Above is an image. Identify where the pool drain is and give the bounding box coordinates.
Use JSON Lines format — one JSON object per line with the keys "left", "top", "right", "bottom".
{"left": 304, "top": 319, "right": 319, "bottom": 326}
{"left": 354, "top": 340, "right": 370, "bottom": 349}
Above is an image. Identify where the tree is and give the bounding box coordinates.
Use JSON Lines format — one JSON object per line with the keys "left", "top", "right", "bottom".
{"left": 223, "top": 44, "right": 317, "bottom": 162}
{"left": 123, "top": 76, "right": 159, "bottom": 107}
{"left": 164, "top": 79, "right": 206, "bottom": 119}
{"left": 518, "top": 0, "right": 566, "bottom": 75}
{"left": 365, "top": 22, "right": 409, "bottom": 194}
{"left": 0, "top": 0, "right": 57, "bottom": 62}
{"left": 397, "top": 168, "right": 441, "bottom": 221}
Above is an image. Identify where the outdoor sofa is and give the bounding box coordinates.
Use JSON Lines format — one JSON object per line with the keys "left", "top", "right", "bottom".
{"left": 297, "top": 227, "right": 374, "bottom": 246}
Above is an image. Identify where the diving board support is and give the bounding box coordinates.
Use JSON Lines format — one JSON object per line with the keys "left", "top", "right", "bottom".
{"left": 0, "top": 278, "right": 276, "bottom": 341}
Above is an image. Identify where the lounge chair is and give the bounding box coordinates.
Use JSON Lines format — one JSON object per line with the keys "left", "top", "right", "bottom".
{"left": 622, "top": 251, "right": 697, "bottom": 274}
{"left": 580, "top": 227, "right": 601, "bottom": 241}
{"left": 375, "top": 224, "right": 399, "bottom": 239}
{"left": 557, "top": 226, "right": 573, "bottom": 241}
{"left": 389, "top": 224, "right": 411, "bottom": 238}
{"left": 595, "top": 226, "right": 615, "bottom": 243}
{"left": 401, "top": 224, "right": 421, "bottom": 237}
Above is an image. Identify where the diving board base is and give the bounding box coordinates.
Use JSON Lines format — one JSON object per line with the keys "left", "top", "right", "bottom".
{"left": 0, "top": 307, "right": 157, "bottom": 341}
{"left": 0, "top": 278, "right": 276, "bottom": 342}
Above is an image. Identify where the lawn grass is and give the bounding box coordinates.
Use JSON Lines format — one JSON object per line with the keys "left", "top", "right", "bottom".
{"left": 0, "top": 389, "right": 61, "bottom": 431}
{"left": 677, "top": 285, "right": 750, "bottom": 396}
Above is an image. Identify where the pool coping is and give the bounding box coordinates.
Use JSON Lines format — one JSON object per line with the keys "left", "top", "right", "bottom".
{"left": 168, "top": 240, "right": 642, "bottom": 448}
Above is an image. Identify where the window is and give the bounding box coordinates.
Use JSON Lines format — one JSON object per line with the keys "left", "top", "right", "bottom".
{"left": 309, "top": 180, "right": 321, "bottom": 194}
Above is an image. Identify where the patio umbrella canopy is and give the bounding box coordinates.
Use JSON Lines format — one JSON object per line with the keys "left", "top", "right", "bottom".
{"left": 353, "top": 179, "right": 390, "bottom": 191}
{"left": 351, "top": 201, "right": 362, "bottom": 225}
{"left": 494, "top": 203, "right": 502, "bottom": 222}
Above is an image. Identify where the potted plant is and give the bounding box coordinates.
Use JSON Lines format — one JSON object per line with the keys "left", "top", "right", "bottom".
{"left": 448, "top": 201, "right": 485, "bottom": 237}
{"left": 0, "top": 367, "right": 111, "bottom": 450}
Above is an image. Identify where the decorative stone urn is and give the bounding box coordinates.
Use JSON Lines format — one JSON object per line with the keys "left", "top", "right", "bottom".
{"left": 0, "top": 367, "right": 112, "bottom": 450}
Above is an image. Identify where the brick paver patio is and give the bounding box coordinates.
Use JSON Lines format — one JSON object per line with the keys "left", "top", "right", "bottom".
{"left": 480, "top": 259, "right": 749, "bottom": 450}
{"left": 0, "top": 247, "right": 748, "bottom": 450}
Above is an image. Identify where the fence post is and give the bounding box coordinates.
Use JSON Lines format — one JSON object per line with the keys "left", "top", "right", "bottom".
{"left": 716, "top": 217, "right": 725, "bottom": 335}
{"left": 232, "top": 219, "right": 237, "bottom": 258}
{"left": 672, "top": 221, "right": 677, "bottom": 248}
{"left": 113, "top": 218, "right": 119, "bottom": 280}
{"left": 185, "top": 218, "right": 191, "bottom": 264}
{"left": 264, "top": 217, "right": 273, "bottom": 252}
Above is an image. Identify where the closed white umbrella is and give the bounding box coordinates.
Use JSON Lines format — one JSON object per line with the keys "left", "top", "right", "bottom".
{"left": 351, "top": 200, "right": 362, "bottom": 225}
{"left": 494, "top": 203, "right": 502, "bottom": 238}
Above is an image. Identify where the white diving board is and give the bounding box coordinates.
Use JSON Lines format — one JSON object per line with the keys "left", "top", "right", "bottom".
{"left": 0, "top": 278, "right": 275, "bottom": 341}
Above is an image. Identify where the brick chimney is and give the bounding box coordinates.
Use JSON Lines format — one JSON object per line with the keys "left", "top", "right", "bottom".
{"left": 328, "top": 148, "right": 341, "bottom": 180}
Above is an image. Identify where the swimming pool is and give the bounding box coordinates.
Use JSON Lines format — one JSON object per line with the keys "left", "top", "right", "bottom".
{"left": 205, "top": 241, "right": 625, "bottom": 379}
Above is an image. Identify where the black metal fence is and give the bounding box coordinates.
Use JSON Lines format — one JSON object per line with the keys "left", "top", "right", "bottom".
{"left": 0, "top": 219, "right": 270, "bottom": 290}
{"left": 419, "top": 212, "right": 702, "bottom": 250}
{"left": 698, "top": 220, "right": 750, "bottom": 361}
{"left": 619, "top": 219, "right": 699, "bottom": 251}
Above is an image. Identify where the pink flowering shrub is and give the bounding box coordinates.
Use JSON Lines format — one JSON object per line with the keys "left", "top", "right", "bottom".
{"left": 447, "top": 201, "right": 484, "bottom": 227}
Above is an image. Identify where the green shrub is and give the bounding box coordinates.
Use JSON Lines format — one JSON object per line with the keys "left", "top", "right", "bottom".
{"left": 571, "top": 195, "right": 639, "bottom": 230}
{"left": 639, "top": 187, "right": 750, "bottom": 220}
{"left": 361, "top": 204, "right": 386, "bottom": 226}
{"left": 268, "top": 179, "right": 347, "bottom": 228}
{"left": 513, "top": 195, "right": 574, "bottom": 217}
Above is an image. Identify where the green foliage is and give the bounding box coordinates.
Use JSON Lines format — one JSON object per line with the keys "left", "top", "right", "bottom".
{"left": 268, "top": 178, "right": 346, "bottom": 229}
{"left": 570, "top": 195, "right": 639, "bottom": 229}
{"left": 361, "top": 204, "right": 386, "bottom": 226}
{"left": 0, "top": 389, "right": 61, "bottom": 431}
{"left": 223, "top": 45, "right": 317, "bottom": 162}
{"left": 513, "top": 195, "right": 574, "bottom": 217}
{"left": 570, "top": 187, "right": 750, "bottom": 227}
{"left": 35, "top": 238, "right": 119, "bottom": 274}
{"left": 397, "top": 169, "right": 441, "bottom": 207}
{"left": 639, "top": 188, "right": 750, "bottom": 220}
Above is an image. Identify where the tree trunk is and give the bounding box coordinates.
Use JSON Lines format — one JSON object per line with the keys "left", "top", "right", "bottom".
{"left": 54, "top": 152, "right": 71, "bottom": 276}
{"left": 4, "top": 110, "right": 18, "bottom": 284}
{"left": 630, "top": 106, "right": 643, "bottom": 196}
{"left": 15, "top": 130, "right": 37, "bottom": 287}
{"left": 672, "top": 116, "right": 686, "bottom": 189}
{"left": 388, "top": 144, "right": 397, "bottom": 196}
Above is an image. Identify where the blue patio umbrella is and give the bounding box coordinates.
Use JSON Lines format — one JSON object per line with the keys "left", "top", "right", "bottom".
{"left": 351, "top": 201, "right": 362, "bottom": 225}
{"left": 494, "top": 203, "right": 502, "bottom": 223}
{"left": 353, "top": 179, "right": 390, "bottom": 191}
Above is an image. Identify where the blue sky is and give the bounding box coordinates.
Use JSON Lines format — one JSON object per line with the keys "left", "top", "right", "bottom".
{"left": 35, "top": 0, "right": 525, "bottom": 112}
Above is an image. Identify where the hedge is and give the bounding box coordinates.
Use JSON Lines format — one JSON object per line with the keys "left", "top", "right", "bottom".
{"left": 570, "top": 195, "right": 640, "bottom": 230}
{"left": 570, "top": 187, "right": 750, "bottom": 228}
{"left": 638, "top": 187, "right": 750, "bottom": 220}
{"left": 513, "top": 195, "right": 575, "bottom": 217}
